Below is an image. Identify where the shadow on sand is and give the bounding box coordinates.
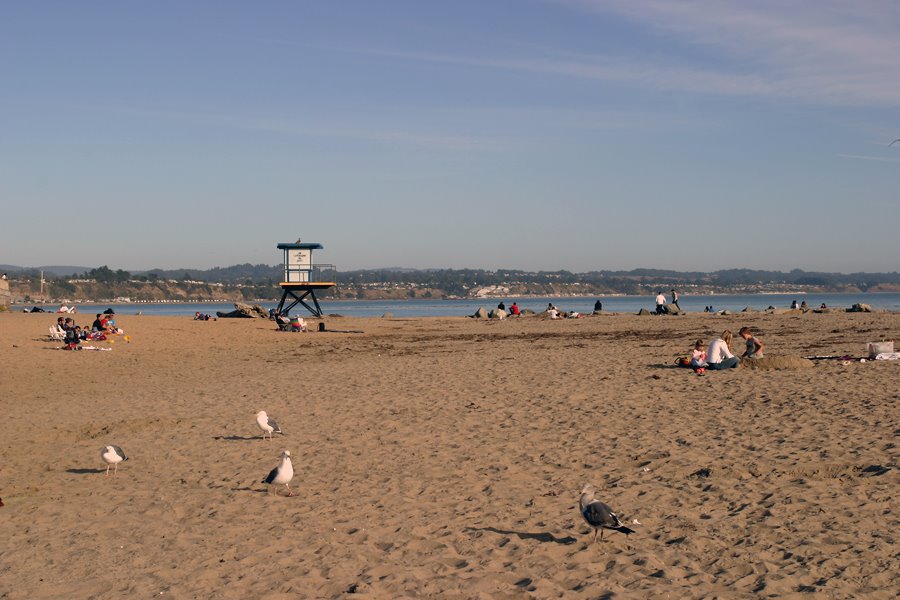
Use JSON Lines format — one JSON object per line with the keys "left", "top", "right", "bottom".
{"left": 465, "top": 526, "right": 577, "bottom": 545}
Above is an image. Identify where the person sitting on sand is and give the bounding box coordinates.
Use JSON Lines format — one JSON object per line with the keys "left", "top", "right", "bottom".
{"left": 690, "top": 339, "right": 709, "bottom": 371}
{"left": 800, "top": 301, "right": 808, "bottom": 310}
{"left": 547, "top": 306, "right": 560, "bottom": 319}
{"left": 497, "top": 301, "right": 506, "bottom": 312}
{"left": 739, "top": 327, "right": 764, "bottom": 359}
{"left": 594, "top": 300, "right": 602, "bottom": 312}
{"left": 290, "top": 315, "right": 307, "bottom": 332}
{"left": 791, "top": 300, "right": 799, "bottom": 309}
{"left": 64, "top": 326, "right": 82, "bottom": 350}
{"left": 92, "top": 313, "right": 107, "bottom": 332}
{"left": 706, "top": 330, "right": 739, "bottom": 370}
{"left": 510, "top": 302, "right": 520, "bottom": 316}
{"left": 273, "top": 311, "right": 290, "bottom": 329}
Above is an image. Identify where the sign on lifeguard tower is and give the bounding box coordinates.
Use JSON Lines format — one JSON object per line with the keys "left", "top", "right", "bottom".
{"left": 274, "top": 239, "right": 336, "bottom": 317}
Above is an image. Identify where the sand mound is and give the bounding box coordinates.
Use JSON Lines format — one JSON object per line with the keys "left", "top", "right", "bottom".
{"left": 742, "top": 355, "right": 815, "bottom": 370}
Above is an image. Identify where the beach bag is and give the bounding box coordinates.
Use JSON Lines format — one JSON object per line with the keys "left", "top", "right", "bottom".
{"left": 675, "top": 357, "right": 692, "bottom": 368}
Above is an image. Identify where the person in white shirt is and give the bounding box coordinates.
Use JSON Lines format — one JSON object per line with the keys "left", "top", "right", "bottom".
{"left": 655, "top": 292, "right": 668, "bottom": 315}
{"left": 707, "top": 330, "right": 740, "bottom": 369}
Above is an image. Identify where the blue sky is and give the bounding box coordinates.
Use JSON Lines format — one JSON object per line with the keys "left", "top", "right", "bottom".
{"left": 2, "top": 0, "right": 899, "bottom": 272}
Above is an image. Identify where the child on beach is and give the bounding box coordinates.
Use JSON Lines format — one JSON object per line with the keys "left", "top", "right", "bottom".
{"left": 64, "top": 326, "right": 82, "bottom": 350}
{"left": 739, "top": 327, "right": 764, "bottom": 359}
{"left": 690, "top": 339, "right": 708, "bottom": 371}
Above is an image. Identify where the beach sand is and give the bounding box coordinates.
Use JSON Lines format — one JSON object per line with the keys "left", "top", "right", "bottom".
{"left": 0, "top": 310, "right": 897, "bottom": 598}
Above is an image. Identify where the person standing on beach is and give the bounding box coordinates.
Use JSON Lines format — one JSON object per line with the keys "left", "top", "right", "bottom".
{"left": 671, "top": 289, "right": 681, "bottom": 310}
{"left": 706, "top": 330, "right": 739, "bottom": 369}
{"left": 655, "top": 292, "right": 668, "bottom": 315}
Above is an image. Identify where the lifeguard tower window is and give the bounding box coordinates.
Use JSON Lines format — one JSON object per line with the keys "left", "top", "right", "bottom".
{"left": 274, "top": 242, "right": 336, "bottom": 318}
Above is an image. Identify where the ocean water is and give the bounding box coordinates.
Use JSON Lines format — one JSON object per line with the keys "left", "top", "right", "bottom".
{"left": 34, "top": 292, "right": 900, "bottom": 318}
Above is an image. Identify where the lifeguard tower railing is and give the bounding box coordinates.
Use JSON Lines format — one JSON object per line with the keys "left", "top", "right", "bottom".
{"left": 283, "top": 263, "right": 336, "bottom": 284}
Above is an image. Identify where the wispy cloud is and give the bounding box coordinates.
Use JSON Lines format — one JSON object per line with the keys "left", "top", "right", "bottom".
{"left": 557, "top": 0, "right": 900, "bottom": 106}
{"left": 838, "top": 153, "right": 900, "bottom": 163}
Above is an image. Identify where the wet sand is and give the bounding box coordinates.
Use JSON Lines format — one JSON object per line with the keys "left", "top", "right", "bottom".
{"left": 0, "top": 310, "right": 897, "bottom": 598}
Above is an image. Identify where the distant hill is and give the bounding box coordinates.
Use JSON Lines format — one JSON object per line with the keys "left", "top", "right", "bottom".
{"left": 0, "top": 265, "right": 93, "bottom": 277}
{"left": 4, "top": 263, "right": 900, "bottom": 303}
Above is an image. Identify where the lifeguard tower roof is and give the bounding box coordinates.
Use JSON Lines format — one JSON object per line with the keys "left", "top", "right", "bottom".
{"left": 276, "top": 242, "right": 323, "bottom": 251}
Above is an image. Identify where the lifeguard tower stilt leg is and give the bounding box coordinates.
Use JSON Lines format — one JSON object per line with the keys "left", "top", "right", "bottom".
{"left": 275, "top": 287, "right": 325, "bottom": 318}
{"left": 275, "top": 240, "right": 336, "bottom": 318}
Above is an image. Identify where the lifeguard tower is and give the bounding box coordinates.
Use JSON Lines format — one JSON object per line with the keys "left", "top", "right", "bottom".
{"left": 274, "top": 240, "right": 336, "bottom": 317}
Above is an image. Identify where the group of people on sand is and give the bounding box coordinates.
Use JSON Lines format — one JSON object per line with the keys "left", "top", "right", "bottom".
{"left": 270, "top": 310, "right": 307, "bottom": 332}
{"left": 687, "top": 327, "right": 764, "bottom": 373}
{"left": 55, "top": 309, "right": 123, "bottom": 350}
{"left": 655, "top": 289, "right": 681, "bottom": 315}
{"left": 493, "top": 299, "right": 605, "bottom": 319}
{"left": 546, "top": 302, "right": 585, "bottom": 319}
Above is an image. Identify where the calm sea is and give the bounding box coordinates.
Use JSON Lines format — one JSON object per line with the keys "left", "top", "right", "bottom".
{"left": 34, "top": 292, "right": 900, "bottom": 318}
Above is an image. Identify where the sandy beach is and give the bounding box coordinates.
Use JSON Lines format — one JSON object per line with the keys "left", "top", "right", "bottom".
{"left": 0, "top": 309, "right": 897, "bottom": 598}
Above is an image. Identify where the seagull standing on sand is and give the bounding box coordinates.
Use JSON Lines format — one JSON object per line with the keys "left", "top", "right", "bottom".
{"left": 263, "top": 450, "right": 295, "bottom": 496}
{"left": 101, "top": 445, "right": 129, "bottom": 476}
{"left": 255, "top": 410, "right": 284, "bottom": 441}
{"left": 579, "top": 484, "right": 635, "bottom": 543}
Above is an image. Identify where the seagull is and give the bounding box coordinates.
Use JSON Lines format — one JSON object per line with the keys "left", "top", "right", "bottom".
{"left": 579, "top": 484, "right": 635, "bottom": 543}
{"left": 263, "top": 449, "right": 294, "bottom": 496}
{"left": 101, "top": 445, "right": 129, "bottom": 476}
{"left": 255, "top": 410, "right": 284, "bottom": 440}
{"left": 890, "top": 138, "right": 900, "bottom": 147}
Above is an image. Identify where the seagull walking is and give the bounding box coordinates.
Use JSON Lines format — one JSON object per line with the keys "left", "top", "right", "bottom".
{"left": 263, "top": 449, "right": 294, "bottom": 496}
{"left": 256, "top": 410, "right": 284, "bottom": 441}
{"left": 579, "top": 484, "right": 635, "bottom": 543}
{"left": 101, "top": 445, "right": 129, "bottom": 476}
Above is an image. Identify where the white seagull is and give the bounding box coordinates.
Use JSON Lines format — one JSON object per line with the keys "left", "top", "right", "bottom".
{"left": 263, "top": 449, "right": 295, "bottom": 496}
{"left": 101, "top": 445, "right": 129, "bottom": 476}
{"left": 579, "top": 484, "right": 635, "bottom": 543}
{"left": 255, "top": 410, "right": 284, "bottom": 440}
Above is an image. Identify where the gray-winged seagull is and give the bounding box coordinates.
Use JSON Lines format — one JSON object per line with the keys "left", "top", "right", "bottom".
{"left": 263, "top": 449, "right": 294, "bottom": 496}
{"left": 101, "top": 445, "right": 129, "bottom": 476}
{"left": 579, "top": 484, "right": 635, "bottom": 543}
{"left": 256, "top": 410, "right": 284, "bottom": 440}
